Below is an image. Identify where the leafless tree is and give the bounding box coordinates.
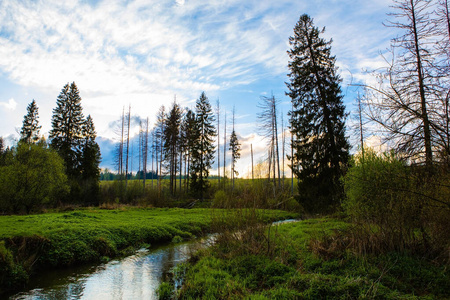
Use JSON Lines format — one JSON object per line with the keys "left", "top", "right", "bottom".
{"left": 363, "top": 0, "right": 449, "bottom": 168}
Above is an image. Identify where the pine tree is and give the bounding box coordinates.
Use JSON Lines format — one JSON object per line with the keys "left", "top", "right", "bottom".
{"left": 286, "top": 14, "right": 349, "bottom": 212}
{"left": 182, "top": 108, "right": 196, "bottom": 192}
{"left": 20, "top": 99, "right": 41, "bottom": 144}
{"left": 229, "top": 107, "right": 241, "bottom": 189}
{"left": 164, "top": 102, "right": 182, "bottom": 195}
{"left": 79, "top": 115, "right": 101, "bottom": 204}
{"left": 50, "top": 82, "right": 85, "bottom": 178}
{"left": 189, "top": 92, "right": 216, "bottom": 200}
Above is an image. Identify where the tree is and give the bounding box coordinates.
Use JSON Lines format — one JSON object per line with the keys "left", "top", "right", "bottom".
{"left": 181, "top": 108, "right": 196, "bottom": 192}
{"left": 286, "top": 14, "right": 350, "bottom": 212}
{"left": 257, "top": 95, "right": 281, "bottom": 188}
{"left": 20, "top": 99, "right": 41, "bottom": 144}
{"left": 164, "top": 102, "right": 182, "bottom": 195}
{"left": 154, "top": 105, "right": 166, "bottom": 194}
{"left": 0, "top": 142, "right": 69, "bottom": 214}
{"left": 229, "top": 107, "right": 241, "bottom": 188}
{"left": 79, "top": 115, "right": 101, "bottom": 204}
{"left": 189, "top": 92, "right": 216, "bottom": 200}
{"left": 49, "top": 82, "right": 85, "bottom": 178}
{"left": 364, "top": 0, "right": 448, "bottom": 168}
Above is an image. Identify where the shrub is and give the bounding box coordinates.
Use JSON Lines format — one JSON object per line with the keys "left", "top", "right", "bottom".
{"left": 343, "top": 149, "right": 450, "bottom": 260}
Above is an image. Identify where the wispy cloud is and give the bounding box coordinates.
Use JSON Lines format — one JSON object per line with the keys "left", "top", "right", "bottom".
{"left": 0, "top": 98, "right": 17, "bottom": 110}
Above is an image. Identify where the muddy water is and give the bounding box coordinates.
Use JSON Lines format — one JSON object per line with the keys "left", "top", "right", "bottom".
{"left": 10, "top": 237, "right": 214, "bottom": 300}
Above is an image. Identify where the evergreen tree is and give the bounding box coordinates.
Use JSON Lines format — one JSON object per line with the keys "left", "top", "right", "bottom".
{"left": 189, "top": 92, "right": 216, "bottom": 200}
{"left": 79, "top": 115, "right": 101, "bottom": 204}
{"left": 164, "top": 102, "right": 182, "bottom": 195}
{"left": 229, "top": 106, "right": 241, "bottom": 188}
{"left": 49, "top": 82, "right": 85, "bottom": 177}
{"left": 20, "top": 99, "right": 41, "bottom": 144}
{"left": 182, "top": 108, "right": 196, "bottom": 192}
{"left": 286, "top": 14, "right": 349, "bottom": 212}
{"left": 229, "top": 129, "right": 241, "bottom": 188}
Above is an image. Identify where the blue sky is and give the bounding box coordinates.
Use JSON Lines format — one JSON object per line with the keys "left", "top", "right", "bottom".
{"left": 0, "top": 0, "right": 396, "bottom": 176}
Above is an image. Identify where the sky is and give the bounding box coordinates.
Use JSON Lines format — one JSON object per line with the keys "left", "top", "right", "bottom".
{"left": 0, "top": 0, "right": 396, "bottom": 177}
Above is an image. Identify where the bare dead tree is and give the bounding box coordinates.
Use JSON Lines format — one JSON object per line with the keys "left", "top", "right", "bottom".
{"left": 257, "top": 95, "right": 281, "bottom": 187}
{"left": 363, "top": 0, "right": 448, "bottom": 168}
{"left": 216, "top": 98, "right": 221, "bottom": 184}
{"left": 125, "top": 105, "right": 131, "bottom": 187}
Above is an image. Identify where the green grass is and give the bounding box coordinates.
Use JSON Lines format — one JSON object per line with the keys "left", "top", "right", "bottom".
{"left": 173, "top": 218, "right": 450, "bottom": 299}
{"left": 0, "top": 207, "right": 296, "bottom": 295}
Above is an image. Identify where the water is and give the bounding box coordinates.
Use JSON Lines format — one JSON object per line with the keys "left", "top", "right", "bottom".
{"left": 9, "top": 219, "right": 299, "bottom": 300}
{"left": 10, "top": 237, "right": 214, "bottom": 300}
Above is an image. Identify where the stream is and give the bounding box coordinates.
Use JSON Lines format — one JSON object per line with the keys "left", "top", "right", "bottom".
{"left": 9, "top": 219, "right": 298, "bottom": 300}
{"left": 9, "top": 236, "right": 214, "bottom": 300}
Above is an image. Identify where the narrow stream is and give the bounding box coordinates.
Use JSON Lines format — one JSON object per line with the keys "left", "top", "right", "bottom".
{"left": 9, "top": 219, "right": 298, "bottom": 300}
{"left": 10, "top": 236, "right": 214, "bottom": 300}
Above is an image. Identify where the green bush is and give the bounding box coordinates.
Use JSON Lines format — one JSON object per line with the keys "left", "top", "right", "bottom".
{"left": 0, "top": 142, "right": 69, "bottom": 214}
{"left": 343, "top": 149, "right": 450, "bottom": 258}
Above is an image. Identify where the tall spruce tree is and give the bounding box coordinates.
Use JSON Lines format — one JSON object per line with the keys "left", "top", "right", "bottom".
{"left": 229, "top": 107, "right": 241, "bottom": 189}
{"left": 79, "top": 115, "right": 101, "bottom": 204}
{"left": 164, "top": 102, "right": 182, "bottom": 195}
{"left": 190, "top": 92, "right": 216, "bottom": 200}
{"left": 20, "top": 99, "right": 41, "bottom": 144}
{"left": 286, "top": 14, "right": 349, "bottom": 212}
{"left": 50, "top": 82, "right": 85, "bottom": 178}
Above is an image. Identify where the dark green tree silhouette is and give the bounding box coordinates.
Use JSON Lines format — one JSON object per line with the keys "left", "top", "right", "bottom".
{"left": 79, "top": 115, "right": 101, "bottom": 204}
{"left": 20, "top": 99, "right": 41, "bottom": 144}
{"left": 286, "top": 14, "right": 349, "bottom": 212}
{"left": 164, "top": 102, "right": 182, "bottom": 195}
{"left": 49, "top": 82, "right": 85, "bottom": 178}
{"left": 189, "top": 92, "right": 216, "bottom": 200}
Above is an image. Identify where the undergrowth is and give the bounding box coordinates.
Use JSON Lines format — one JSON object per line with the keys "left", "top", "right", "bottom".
{"left": 162, "top": 218, "right": 449, "bottom": 299}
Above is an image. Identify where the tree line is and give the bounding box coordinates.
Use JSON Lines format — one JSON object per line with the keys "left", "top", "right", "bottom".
{"left": 0, "top": 82, "right": 101, "bottom": 213}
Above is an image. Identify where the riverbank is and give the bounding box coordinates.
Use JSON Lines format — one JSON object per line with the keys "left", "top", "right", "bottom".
{"left": 164, "top": 218, "right": 449, "bottom": 299}
{"left": 0, "top": 207, "right": 298, "bottom": 296}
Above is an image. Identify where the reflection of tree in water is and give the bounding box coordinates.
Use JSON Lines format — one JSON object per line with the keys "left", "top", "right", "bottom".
{"left": 11, "top": 237, "right": 215, "bottom": 299}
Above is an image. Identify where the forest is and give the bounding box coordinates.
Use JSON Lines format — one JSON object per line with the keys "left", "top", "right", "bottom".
{"left": 0, "top": 0, "right": 449, "bottom": 298}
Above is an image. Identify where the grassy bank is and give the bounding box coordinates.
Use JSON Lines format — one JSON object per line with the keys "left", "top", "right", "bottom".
{"left": 162, "top": 218, "right": 449, "bottom": 299}
{"left": 0, "top": 207, "right": 298, "bottom": 295}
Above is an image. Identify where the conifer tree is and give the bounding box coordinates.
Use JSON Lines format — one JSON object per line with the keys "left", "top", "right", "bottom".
{"left": 50, "top": 82, "right": 85, "bottom": 177}
{"left": 182, "top": 108, "right": 196, "bottom": 192}
{"left": 229, "top": 107, "right": 241, "bottom": 188}
{"left": 286, "top": 14, "right": 349, "bottom": 212}
{"left": 20, "top": 99, "right": 41, "bottom": 144}
{"left": 189, "top": 92, "right": 216, "bottom": 200}
{"left": 164, "top": 102, "right": 182, "bottom": 195}
{"left": 80, "top": 115, "right": 101, "bottom": 204}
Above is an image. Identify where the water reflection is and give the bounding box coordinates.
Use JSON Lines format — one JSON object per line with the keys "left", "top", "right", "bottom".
{"left": 11, "top": 237, "right": 213, "bottom": 300}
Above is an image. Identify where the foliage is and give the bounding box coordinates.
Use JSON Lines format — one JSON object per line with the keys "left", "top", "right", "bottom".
{"left": 79, "top": 115, "right": 101, "bottom": 205}
{"left": 50, "top": 82, "right": 85, "bottom": 178}
{"left": 163, "top": 102, "right": 182, "bottom": 195}
{"left": 175, "top": 218, "right": 449, "bottom": 299}
{"left": 0, "top": 142, "right": 69, "bottom": 214}
{"left": 49, "top": 82, "right": 101, "bottom": 204}
{"left": 0, "top": 208, "right": 292, "bottom": 295}
{"left": 229, "top": 129, "right": 241, "bottom": 180}
{"left": 286, "top": 14, "right": 349, "bottom": 212}
{"left": 189, "top": 92, "right": 216, "bottom": 199}
{"left": 19, "top": 99, "right": 41, "bottom": 144}
{"left": 343, "top": 149, "right": 450, "bottom": 260}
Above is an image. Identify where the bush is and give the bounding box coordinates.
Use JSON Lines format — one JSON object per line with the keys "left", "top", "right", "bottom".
{"left": 0, "top": 142, "right": 69, "bottom": 214}
{"left": 343, "top": 149, "right": 450, "bottom": 260}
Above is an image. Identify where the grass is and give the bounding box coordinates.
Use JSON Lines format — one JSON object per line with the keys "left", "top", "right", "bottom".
{"left": 0, "top": 207, "right": 297, "bottom": 295}
{"left": 168, "top": 218, "right": 450, "bottom": 299}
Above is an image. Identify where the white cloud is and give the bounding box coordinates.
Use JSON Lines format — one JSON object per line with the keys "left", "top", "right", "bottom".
{"left": 0, "top": 98, "right": 17, "bottom": 110}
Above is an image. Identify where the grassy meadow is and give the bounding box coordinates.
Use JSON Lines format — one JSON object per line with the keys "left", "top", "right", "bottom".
{"left": 160, "top": 218, "right": 450, "bottom": 299}
{"left": 0, "top": 207, "right": 298, "bottom": 295}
